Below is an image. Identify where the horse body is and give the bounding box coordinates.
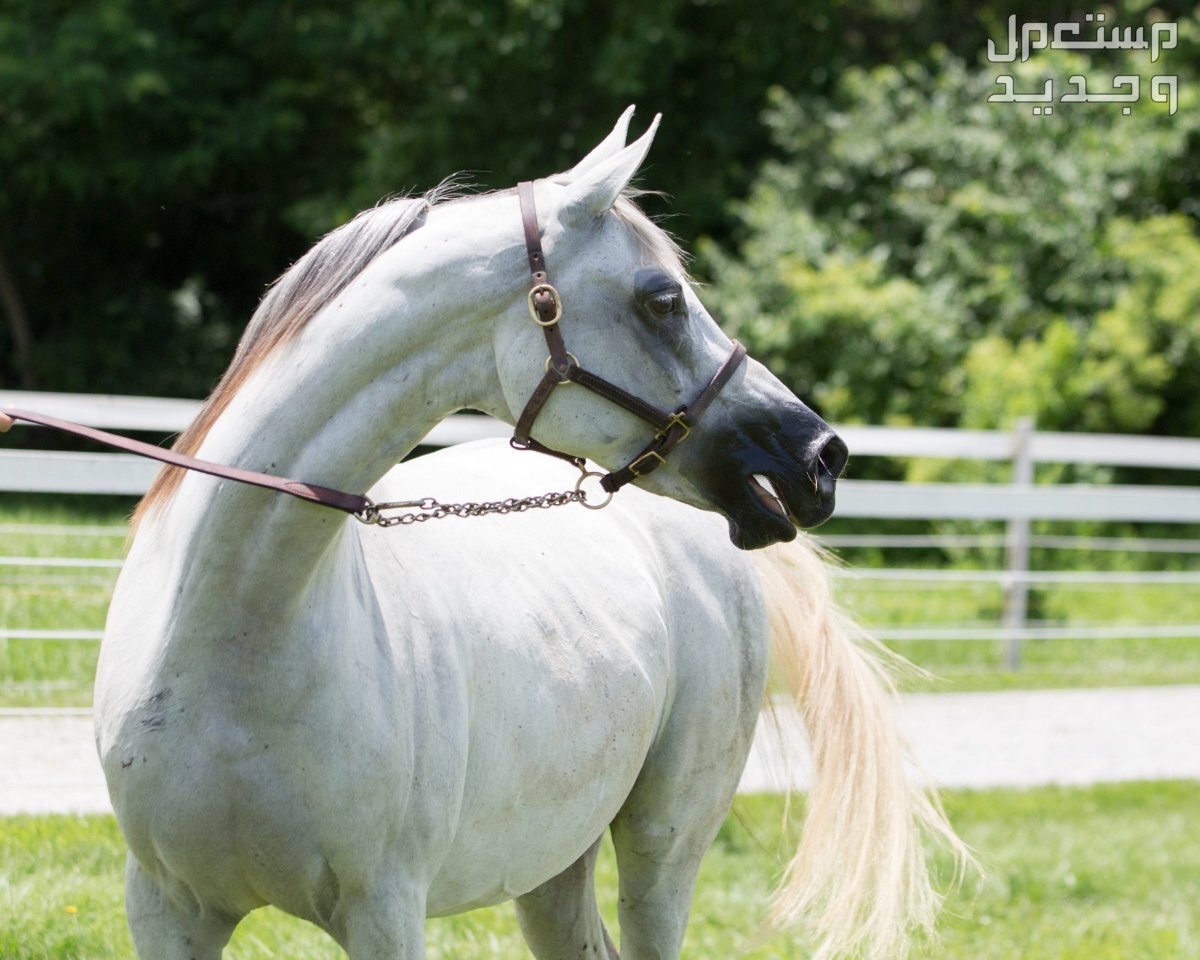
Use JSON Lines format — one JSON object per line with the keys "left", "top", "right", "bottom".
{"left": 93, "top": 109, "right": 958, "bottom": 959}
{"left": 97, "top": 442, "right": 766, "bottom": 953}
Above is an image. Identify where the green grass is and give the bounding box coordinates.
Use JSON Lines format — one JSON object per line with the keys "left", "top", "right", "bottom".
{"left": 889, "top": 634, "right": 1200, "bottom": 693}
{"left": 1, "top": 781, "right": 1196, "bottom": 959}
{"left": 0, "top": 496, "right": 131, "bottom": 709}
{"left": 835, "top": 577, "right": 1200, "bottom": 692}
{"left": 3, "top": 495, "right": 1200, "bottom": 706}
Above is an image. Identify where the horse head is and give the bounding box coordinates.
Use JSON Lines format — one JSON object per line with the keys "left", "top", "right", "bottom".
{"left": 491, "top": 108, "right": 848, "bottom": 550}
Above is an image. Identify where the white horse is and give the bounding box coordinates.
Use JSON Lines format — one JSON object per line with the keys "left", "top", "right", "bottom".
{"left": 94, "top": 108, "right": 960, "bottom": 960}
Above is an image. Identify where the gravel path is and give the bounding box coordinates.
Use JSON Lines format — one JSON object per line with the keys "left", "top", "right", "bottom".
{"left": 1, "top": 709, "right": 104, "bottom": 815}
{"left": 741, "top": 684, "right": 1200, "bottom": 793}
{"left": 3, "top": 686, "right": 1199, "bottom": 815}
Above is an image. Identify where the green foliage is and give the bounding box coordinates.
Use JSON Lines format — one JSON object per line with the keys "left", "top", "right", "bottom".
{"left": 0, "top": 1, "right": 378, "bottom": 395}
{"left": 8, "top": 0, "right": 1195, "bottom": 400}
{"left": 702, "top": 26, "right": 1200, "bottom": 442}
{"left": 957, "top": 214, "right": 1200, "bottom": 435}
{"left": 1102, "top": 214, "right": 1200, "bottom": 437}
{"left": 2, "top": 0, "right": 992, "bottom": 395}
{"left": 702, "top": 201, "right": 960, "bottom": 427}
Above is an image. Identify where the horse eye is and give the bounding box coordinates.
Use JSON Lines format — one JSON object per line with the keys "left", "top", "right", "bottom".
{"left": 648, "top": 292, "right": 679, "bottom": 317}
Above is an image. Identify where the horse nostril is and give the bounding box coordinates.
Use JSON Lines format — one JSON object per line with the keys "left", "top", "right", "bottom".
{"left": 811, "top": 434, "right": 847, "bottom": 501}
{"left": 817, "top": 434, "right": 848, "bottom": 479}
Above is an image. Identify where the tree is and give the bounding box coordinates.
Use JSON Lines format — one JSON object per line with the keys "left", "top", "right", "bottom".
{"left": 701, "top": 36, "right": 1200, "bottom": 445}
{"left": 0, "top": 0, "right": 374, "bottom": 395}
{"left": 5, "top": 0, "right": 1195, "bottom": 400}
{"left": 0, "top": 0, "right": 912, "bottom": 395}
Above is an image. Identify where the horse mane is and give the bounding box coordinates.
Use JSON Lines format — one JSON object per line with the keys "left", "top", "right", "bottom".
{"left": 133, "top": 186, "right": 451, "bottom": 524}
{"left": 612, "top": 189, "right": 690, "bottom": 279}
{"left": 133, "top": 183, "right": 683, "bottom": 526}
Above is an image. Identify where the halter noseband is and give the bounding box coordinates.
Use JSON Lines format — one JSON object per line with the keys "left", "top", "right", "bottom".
{"left": 509, "top": 180, "right": 747, "bottom": 496}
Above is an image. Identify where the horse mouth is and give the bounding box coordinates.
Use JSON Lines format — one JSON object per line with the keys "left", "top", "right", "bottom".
{"left": 749, "top": 474, "right": 791, "bottom": 523}
{"left": 727, "top": 470, "right": 836, "bottom": 550}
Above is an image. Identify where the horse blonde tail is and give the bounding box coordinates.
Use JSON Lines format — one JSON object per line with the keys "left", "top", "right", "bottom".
{"left": 753, "top": 538, "right": 968, "bottom": 960}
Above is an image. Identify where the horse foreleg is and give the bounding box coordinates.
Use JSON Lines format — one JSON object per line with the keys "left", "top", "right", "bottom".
{"left": 125, "top": 854, "right": 238, "bottom": 960}
{"left": 608, "top": 806, "right": 723, "bottom": 960}
{"left": 515, "top": 836, "right": 620, "bottom": 960}
{"left": 608, "top": 700, "right": 760, "bottom": 959}
{"left": 338, "top": 887, "right": 427, "bottom": 960}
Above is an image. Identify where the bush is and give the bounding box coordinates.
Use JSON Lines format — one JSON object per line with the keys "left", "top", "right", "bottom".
{"left": 701, "top": 34, "right": 1200, "bottom": 444}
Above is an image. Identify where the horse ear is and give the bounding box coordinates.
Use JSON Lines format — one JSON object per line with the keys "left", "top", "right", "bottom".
{"left": 558, "top": 113, "right": 661, "bottom": 227}
{"left": 567, "top": 105, "right": 637, "bottom": 177}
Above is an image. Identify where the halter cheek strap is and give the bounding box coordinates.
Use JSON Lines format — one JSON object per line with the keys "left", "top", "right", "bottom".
{"left": 510, "top": 180, "right": 747, "bottom": 494}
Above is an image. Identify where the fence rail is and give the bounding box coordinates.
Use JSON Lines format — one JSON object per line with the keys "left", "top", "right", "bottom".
{"left": 3, "top": 391, "right": 1200, "bottom": 671}
{"left": 8, "top": 450, "right": 1200, "bottom": 521}
{"left": 6, "top": 391, "right": 1200, "bottom": 521}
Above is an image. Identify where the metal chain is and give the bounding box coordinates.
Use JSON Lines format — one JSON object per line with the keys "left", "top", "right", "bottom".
{"left": 356, "top": 489, "right": 586, "bottom": 527}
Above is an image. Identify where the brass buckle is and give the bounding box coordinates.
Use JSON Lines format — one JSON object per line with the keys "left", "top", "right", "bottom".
{"left": 655, "top": 411, "right": 691, "bottom": 443}
{"left": 629, "top": 450, "right": 666, "bottom": 478}
{"left": 527, "top": 283, "right": 563, "bottom": 327}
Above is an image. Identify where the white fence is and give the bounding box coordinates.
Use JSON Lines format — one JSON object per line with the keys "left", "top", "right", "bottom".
{"left": 3, "top": 391, "right": 1200, "bottom": 668}
{"left": 4, "top": 391, "right": 1200, "bottom": 519}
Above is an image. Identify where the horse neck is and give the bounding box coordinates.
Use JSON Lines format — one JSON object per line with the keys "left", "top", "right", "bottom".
{"left": 140, "top": 196, "right": 522, "bottom": 615}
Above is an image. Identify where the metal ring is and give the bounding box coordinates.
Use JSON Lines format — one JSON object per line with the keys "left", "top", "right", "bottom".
{"left": 527, "top": 283, "right": 563, "bottom": 327}
{"left": 574, "top": 470, "right": 614, "bottom": 511}
{"left": 544, "top": 352, "right": 579, "bottom": 378}
{"left": 353, "top": 499, "right": 381, "bottom": 525}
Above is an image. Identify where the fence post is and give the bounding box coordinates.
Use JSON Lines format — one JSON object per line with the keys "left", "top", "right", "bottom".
{"left": 1003, "top": 417, "right": 1035, "bottom": 670}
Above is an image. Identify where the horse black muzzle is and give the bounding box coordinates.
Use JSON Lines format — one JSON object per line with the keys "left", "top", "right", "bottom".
{"left": 696, "top": 405, "right": 848, "bottom": 550}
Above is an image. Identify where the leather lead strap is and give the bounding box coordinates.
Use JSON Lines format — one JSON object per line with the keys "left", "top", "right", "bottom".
{"left": 0, "top": 408, "right": 371, "bottom": 515}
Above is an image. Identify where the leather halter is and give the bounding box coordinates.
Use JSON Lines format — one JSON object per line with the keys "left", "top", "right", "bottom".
{"left": 510, "top": 180, "right": 746, "bottom": 494}
{"left": 0, "top": 184, "right": 746, "bottom": 521}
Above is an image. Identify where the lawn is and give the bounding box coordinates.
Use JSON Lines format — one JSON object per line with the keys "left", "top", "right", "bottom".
{"left": 1, "top": 781, "right": 1196, "bottom": 959}
{"left": 0, "top": 496, "right": 133, "bottom": 709}
{"left": 4, "top": 495, "right": 1200, "bottom": 706}
{"left": 3, "top": 501, "right": 1198, "bottom": 959}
